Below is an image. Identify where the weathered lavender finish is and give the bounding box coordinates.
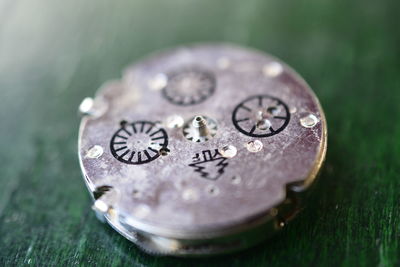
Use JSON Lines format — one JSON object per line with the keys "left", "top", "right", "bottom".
{"left": 78, "top": 44, "right": 326, "bottom": 246}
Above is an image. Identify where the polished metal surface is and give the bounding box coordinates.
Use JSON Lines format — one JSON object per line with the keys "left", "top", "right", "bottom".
{"left": 78, "top": 43, "right": 327, "bottom": 256}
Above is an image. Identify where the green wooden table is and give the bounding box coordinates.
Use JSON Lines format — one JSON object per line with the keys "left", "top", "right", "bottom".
{"left": 1, "top": 0, "right": 399, "bottom": 266}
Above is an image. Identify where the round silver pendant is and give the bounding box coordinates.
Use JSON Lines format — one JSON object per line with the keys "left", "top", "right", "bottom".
{"left": 78, "top": 43, "right": 327, "bottom": 256}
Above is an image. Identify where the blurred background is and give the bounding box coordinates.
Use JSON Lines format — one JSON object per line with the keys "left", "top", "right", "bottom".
{"left": 0, "top": 0, "right": 399, "bottom": 266}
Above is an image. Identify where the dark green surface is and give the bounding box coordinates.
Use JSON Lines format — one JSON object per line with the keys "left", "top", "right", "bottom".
{"left": 1, "top": 0, "right": 399, "bottom": 266}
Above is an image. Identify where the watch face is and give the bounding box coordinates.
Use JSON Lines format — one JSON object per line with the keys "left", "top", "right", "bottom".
{"left": 78, "top": 43, "right": 327, "bottom": 255}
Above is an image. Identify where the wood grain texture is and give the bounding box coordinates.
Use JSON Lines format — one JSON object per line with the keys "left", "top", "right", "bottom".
{"left": 0, "top": 0, "right": 399, "bottom": 266}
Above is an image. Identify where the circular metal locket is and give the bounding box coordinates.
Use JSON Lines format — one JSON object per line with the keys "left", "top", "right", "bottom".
{"left": 78, "top": 43, "right": 327, "bottom": 256}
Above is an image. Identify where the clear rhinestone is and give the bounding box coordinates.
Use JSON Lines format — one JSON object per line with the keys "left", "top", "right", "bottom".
{"left": 86, "top": 145, "right": 104, "bottom": 158}
{"left": 219, "top": 145, "right": 237, "bottom": 158}
{"left": 148, "top": 73, "right": 167, "bottom": 90}
{"left": 165, "top": 115, "right": 184, "bottom": 128}
{"left": 300, "top": 114, "right": 319, "bottom": 128}
{"left": 263, "top": 62, "right": 283, "bottom": 77}
{"left": 79, "top": 97, "right": 94, "bottom": 115}
{"left": 246, "top": 140, "right": 263, "bottom": 152}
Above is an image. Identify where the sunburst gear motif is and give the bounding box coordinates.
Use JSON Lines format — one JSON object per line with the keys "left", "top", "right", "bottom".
{"left": 110, "top": 121, "right": 168, "bottom": 165}
{"left": 162, "top": 67, "right": 216, "bottom": 106}
{"left": 232, "top": 95, "right": 290, "bottom": 138}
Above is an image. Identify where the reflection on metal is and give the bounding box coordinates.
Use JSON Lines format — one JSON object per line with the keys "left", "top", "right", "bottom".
{"left": 78, "top": 43, "right": 327, "bottom": 256}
